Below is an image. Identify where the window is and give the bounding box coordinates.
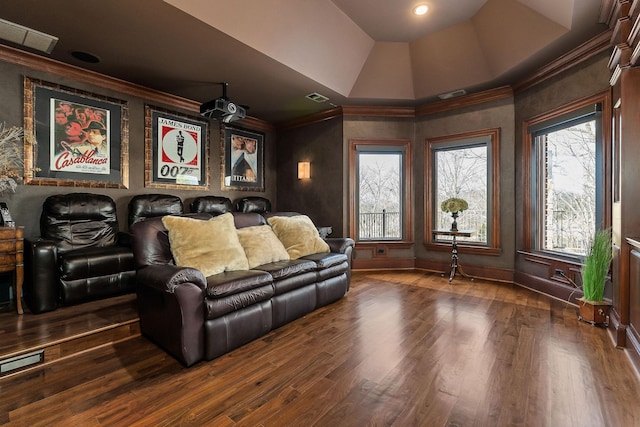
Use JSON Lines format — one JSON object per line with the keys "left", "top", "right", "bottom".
{"left": 349, "top": 140, "right": 412, "bottom": 242}
{"left": 425, "top": 129, "right": 500, "bottom": 253}
{"left": 527, "top": 101, "right": 604, "bottom": 257}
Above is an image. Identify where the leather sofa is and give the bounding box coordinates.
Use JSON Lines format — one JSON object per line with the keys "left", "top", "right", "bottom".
{"left": 130, "top": 211, "right": 354, "bottom": 366}
{"left": 24, "top": 193, "right": 137, "bottom": 314}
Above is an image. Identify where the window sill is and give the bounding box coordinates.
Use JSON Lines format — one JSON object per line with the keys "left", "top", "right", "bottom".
{"left": 355, "top": 241, "right": 414, "bottom": 250}
{"left": 517, "top": 250, "right": 582, "bottom": 267}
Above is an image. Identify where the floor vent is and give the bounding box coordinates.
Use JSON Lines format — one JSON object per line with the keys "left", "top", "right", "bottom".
{"left": 1, "top": 350, "right": 44, "bottom": 374}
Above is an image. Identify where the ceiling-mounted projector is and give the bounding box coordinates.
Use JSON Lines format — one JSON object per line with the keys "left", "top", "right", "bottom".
{"left": 199, "top": 82, "right": 246, "bottom": 123}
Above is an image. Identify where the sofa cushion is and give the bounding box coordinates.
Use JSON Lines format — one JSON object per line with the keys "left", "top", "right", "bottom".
{"left": 205, "top": 285, "right": 275, "bottom": 319}
{"left": 60, "top": 245, "right": 135, "bottom": 280}
{"left": 267, "top": 215, "right": 330, "bottom": 259}
{"left": 205, "top": 270, "right": 273, "bottom": 298}
{"left": 162, "top": 213, "right": 249, "bottom": 277}
{"left": 236, "top": 225, "right": 290, "bottom": 269}
{"left": 254, "top": 259, "right": 317, "bottom": 280}
{"left": 301, "top": 252, "right": 348, "bottom": 270}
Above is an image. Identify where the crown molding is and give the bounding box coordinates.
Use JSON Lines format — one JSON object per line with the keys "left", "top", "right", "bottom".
{"left": 0, "top": 44, "right": 274, "bottom": 130}
{"left": 415, "top": 86, "right": 513, "bottom": 116}
{"left": 341, "top": 105, "right": 415, "bottom": 117}
{"left": 512, "top": 30, "right": 613, "bottom": 94}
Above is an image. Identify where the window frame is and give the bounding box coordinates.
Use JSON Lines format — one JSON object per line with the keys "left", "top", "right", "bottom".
{"left": 522, "top": 92, "right": 611, "bottom": 259}
{"left": 424, "top": 128, "right": 501, "bottom": 255}
{"left": 349, "top": 139, "right": 413, "bottom": 245}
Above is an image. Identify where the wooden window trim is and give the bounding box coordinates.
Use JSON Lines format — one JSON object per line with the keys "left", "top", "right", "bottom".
{"left": 348, "top": 139, "right": 413, "bottom": 244}
{"left": 522, "top": 91, "right": 611, "bottom": 255}
{"left": 424, "top": 128, "right": 501, "bottom": 253}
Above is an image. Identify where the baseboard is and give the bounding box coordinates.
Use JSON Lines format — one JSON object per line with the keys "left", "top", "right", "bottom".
{"left": 352, "top": 257, "right": 415, "bottom": 270}
{"left": 353, "top": 257, "right": 514, "bottom": 283}
{"left": 513, "top": 270, "right": 582, "bottom": 304}
{"left": 415, "top": 259, "right": 514, "bottom": 282}
{"left": 608, "top": 309, "right": 627, "bottom": 348}
{"left": 626, "top": 324, "right": 640, "bottom": 378}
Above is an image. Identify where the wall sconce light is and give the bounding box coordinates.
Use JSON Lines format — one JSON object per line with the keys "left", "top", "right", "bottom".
{"left": 298, "top": 161, "right": 310, "bottom": 179}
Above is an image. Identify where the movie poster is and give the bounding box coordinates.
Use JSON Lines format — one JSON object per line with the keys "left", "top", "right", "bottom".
{"left": 156, "top": 116, "right": 203, "bottom": 186}
{"left": 49, "top": 98, "right": 111, "bottom": 175}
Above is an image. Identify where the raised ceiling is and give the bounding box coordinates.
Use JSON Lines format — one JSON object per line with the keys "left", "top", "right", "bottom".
{"left": 0, "top": 0, "right": 609, "bottom": 123}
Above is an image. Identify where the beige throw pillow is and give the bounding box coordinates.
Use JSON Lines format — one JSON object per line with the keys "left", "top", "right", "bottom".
{"left": 162, "top": 213, "right": 249, "bottom": 277}
{"left": 267, "top": 215, "right": 330, "bottom": 260}
{"left": 236, "top": 225, "right": 290, "bottom": 268}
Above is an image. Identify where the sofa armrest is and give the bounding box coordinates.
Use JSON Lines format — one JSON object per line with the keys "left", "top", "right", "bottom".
{"left": 24, "top": 238, "right": 59, "bottom": 314}
{"left": 136, "top": 264, "right": 207, "bottom": 366}
{"left": 325, "top": 237, "right": 355, "bottom": 255}
{"left": 325, "top": 237, "right": 355, "bottom": 286}
{"left": 136, "top": 264, "right": 207, "bottom": 292}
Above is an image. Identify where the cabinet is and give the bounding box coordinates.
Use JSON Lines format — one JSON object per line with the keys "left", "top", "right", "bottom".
{"left": 609, "top": 0, "right": 640, "bottom": 358}
{"left": 0, "top": 227, "right": 24, "bottom": 314}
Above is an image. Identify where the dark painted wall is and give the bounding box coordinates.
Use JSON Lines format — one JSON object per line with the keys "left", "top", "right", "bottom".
{"left": 514, "top": 52, "right": 611, "bottom": 275}
{"left": 415, "top": 98, "right": 516, "bottom": 270}
{"left": 273, "top": 50, "right": 610, "bottom": 278}
{"left": 276, "top": 117, "right": 345, "bottom": 235}
{"left": 0, "top": 45, "right": 612, "bottom": 303}
{"left": 0, "top": 58, "right": 277, "bottom": 241}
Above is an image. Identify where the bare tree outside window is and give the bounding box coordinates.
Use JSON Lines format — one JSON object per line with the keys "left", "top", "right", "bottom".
{"left": 538, "top": 120, "right": 596, "bottom": 256}
{"left": 435, "top": 145, "right": 488, "bottom": 243}
{"left": 358, "top": 153, "right": 402, "bottom": 240}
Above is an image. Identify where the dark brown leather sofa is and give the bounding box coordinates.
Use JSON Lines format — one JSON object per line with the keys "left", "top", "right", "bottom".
{"left": 24, "top": 193, "right": 137, "bottom": 314}
{"left": 130, "top": 211, "right": 354, "bottom": 366}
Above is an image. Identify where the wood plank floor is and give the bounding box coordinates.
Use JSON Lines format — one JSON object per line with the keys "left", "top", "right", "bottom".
{"left": 0, "top": 293, "right": 138, "bottom": 360}
{"left": 1, "top": 270, "right": 639, "bottom": 426}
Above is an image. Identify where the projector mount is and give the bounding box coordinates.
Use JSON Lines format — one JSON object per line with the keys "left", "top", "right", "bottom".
{"left": 199, "top": 82, "right": 247, "bottom": 123}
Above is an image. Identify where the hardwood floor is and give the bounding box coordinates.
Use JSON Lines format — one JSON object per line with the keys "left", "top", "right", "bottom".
{"left": 1, "top": 271, "right": 639, "bottom": 426}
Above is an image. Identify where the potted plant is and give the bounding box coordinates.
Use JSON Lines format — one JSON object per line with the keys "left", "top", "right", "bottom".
{"left": 578, "top": 228, "right": 613, "bottom": 326}
{"left": 440, "top": 197, "right": 468, "bottom": 231}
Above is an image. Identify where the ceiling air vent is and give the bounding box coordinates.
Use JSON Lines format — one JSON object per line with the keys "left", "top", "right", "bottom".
{"left": 306, "top": 92, "right": 329, "bottom": 103}
{"left": 0, "top": 18, "right": 58, "bottom": 54}
{"left": 438, "top": 89, "right": 467, "bottom": 100}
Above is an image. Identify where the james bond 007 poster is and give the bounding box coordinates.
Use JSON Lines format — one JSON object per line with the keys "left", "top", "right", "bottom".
{"left": 146, "top": 106, "right": 209, "bottom": 189}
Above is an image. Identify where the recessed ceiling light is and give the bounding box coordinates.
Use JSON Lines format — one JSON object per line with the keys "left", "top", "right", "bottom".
{"left": 71, "top": 51, "right": 101, "bottom": 64}
{"left": 413, "top": 4, "right": 429, "bottom": 15}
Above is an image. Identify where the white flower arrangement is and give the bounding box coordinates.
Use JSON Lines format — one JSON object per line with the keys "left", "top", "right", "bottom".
{"left": 440, "top": 197, "right": 469, "bottom": 213}
{"left": 0, "top": 122, "right": 25, "bottom": 196}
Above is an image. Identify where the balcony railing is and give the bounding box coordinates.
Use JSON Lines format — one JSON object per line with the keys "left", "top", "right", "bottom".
{"left": 359, "top": 210, "right": 400, "bottom": 240}
{"left": 436, "top": 209, "right": 487, "bottom": 242}
{"left": 359, "top": 209, "right": 488, "bottom": 242}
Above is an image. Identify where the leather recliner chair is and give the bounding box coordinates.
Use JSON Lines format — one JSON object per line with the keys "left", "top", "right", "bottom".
{"left": 235, "top": 196, "right": 271, "bottom": 214}
{"left": 190, "top": 196, "right": 233, "bottom": 215}
{"left": 128, "top": 193, "right": 184, "bottom": 228}
{"left": 24, "top": 193, "right": 137, "bottom": 314}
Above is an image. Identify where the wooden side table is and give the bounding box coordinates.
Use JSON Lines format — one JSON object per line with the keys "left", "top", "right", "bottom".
{"left": 432, "top": 229, "right": 474, "bottom": 283}
{"left": 0, "top": 226, "right": 24, "bottom": 314}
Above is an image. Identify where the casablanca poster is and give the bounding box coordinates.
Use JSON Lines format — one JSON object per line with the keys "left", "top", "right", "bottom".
{"left": 49, "top": 98, "right": 111, "bottom": 175}
{"left": 24, "top": 77, "right": 128, "bottom": 188}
